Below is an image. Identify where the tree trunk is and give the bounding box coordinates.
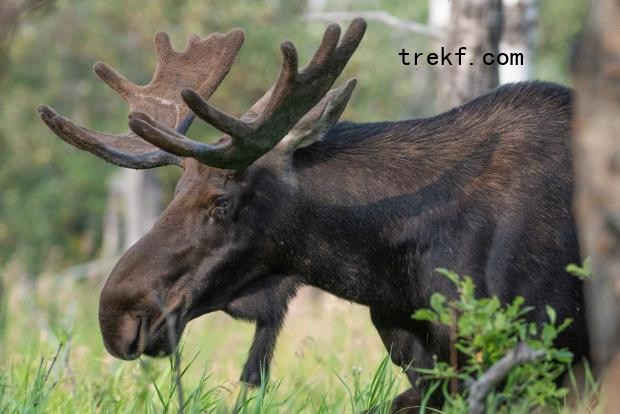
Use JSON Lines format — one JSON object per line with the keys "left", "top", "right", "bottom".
{"left": 438, "top": 0, "right": 503, "bottom": 109}
{"left": 101, "top": 170, "right": 162, "bottom": 256}
{"left": 428, "top": 0, "right": 450, "bottom": 31}
{"left": 573, "top": 0, "right": 620, "bottom": 410}
{"left": 500, "top": 0, "right": 535, "bottom": 83}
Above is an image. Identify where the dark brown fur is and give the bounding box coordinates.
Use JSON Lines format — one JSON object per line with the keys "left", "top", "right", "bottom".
{"left": 98, "top": 81, "right": 588, "bottom": 411}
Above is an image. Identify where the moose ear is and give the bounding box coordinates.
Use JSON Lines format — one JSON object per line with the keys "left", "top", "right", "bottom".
{"left": 277, "top": 78, "right": 357, "bottom": 152}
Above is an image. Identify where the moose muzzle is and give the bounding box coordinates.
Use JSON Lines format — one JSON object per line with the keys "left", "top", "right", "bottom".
{"left": 99, "top": 287, "right": 187, "bottom": 360}
{"left": 98, "top": 234, "right": 189, "bottom": 360}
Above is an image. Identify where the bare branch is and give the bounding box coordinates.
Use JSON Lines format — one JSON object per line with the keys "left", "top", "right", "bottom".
{"left": 467, "top": 342, "right": 545, "bottom": 414}
{"left": 304, "top": 11, "right": 444, "bottom": 40}
{"left": 0, "top": 0, "right": 51, "bottom": 44}
{"left": 46, "top": 256, "right": 120, "bottom": 281}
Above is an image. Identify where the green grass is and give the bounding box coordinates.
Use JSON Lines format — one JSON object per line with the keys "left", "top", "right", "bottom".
{"left": 0, "top": 272, "right": 604, "bottom": 413}
{"left": 0, "top": 274, "right": 405, "bottom": 413}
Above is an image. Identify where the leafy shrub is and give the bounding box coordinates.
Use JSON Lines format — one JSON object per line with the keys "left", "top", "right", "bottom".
{"left": 412, "top": 269, "right": 574, "bottom": 413}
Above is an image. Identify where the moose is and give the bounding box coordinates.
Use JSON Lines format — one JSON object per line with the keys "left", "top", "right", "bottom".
{"left": 38, "top": 18, "right": 588, "bottom": 412}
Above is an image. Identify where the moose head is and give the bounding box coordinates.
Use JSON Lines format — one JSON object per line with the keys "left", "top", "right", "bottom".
{"left": 38, "top": 19, "right": 366, "bottom": 361}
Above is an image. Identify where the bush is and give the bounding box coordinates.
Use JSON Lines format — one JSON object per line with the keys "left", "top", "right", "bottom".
{"left": 412, "top": 269, "right": 574, "bottom": 413}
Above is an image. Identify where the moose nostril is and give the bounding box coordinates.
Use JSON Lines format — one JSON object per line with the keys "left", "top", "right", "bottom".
{"left": 100, "top": 313, "right": 146, "bottom": 360}
{"left": 125, "top": 317, "right": 143, "bottom": 359}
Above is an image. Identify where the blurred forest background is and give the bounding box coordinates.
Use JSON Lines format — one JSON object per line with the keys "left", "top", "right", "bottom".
{"left": 0, "top": 0, "right": 588, "bottom": 279}
{"left": 1, "top": 0, "right": 611, "bottom": 412}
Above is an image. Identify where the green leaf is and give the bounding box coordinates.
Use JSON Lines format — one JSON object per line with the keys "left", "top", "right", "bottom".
{"left": 430, "top": 293, "right": 447, "bottom": 313}
{"left": 565, "top": 257, "right": 592, "bottom": 279}
{"left": 494, "top": 313, "right": 506, "bottom": 330}
{"left": 435, "top": 268, "right": 460, "bottom": 285}
{"left": 542, "top": 324, "right": 557, "bottom": 345}
{"left": 461, "top": 277, "right": 476, "bottom": 299}
{"left": 546, "top": 305, "right": 557, "bottom": 325}
{"left": 557, "top": 318, "right": 573, "bottom": 334}
{"left": 551, "top": 349, "right": 574, "bottom": 364}
{"left": 512, "top": 296, "right": 525, "bottom": 307}
{"left": 412, "top": 309, "right": 438, "bottom": 322}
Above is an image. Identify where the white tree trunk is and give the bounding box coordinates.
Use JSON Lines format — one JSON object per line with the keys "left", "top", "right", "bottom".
{"left": 438, "top": 0, "right": 503, "bottom": 109}
{"left": 123, "top": 169, "right": 161, "bottom": 248}
{"left": 500, "top": 0, "right": 535, "bottom": 83}
{"left": 101, "top": 170, "right": 161, "bottom": 256}
{"left": 428, "top": 0, "right": 450, "bottom": 31}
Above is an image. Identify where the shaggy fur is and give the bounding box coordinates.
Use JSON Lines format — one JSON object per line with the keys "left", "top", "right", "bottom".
{"left": 98, "top": 81, "right": 587, "bottom": 411}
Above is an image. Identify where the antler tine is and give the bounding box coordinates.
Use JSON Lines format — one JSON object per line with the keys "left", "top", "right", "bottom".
{"left": 94, "top": 62, "right": 136, "bottom": 101}
{"left": 332, "top": 17, "right": 367, "bottom": 67}
{"left": 305, "top": 23, "right": 341, "bottom": 69}
{"left": 38, "top": 105, "right": 180, "bottom": 168}
{"left": 252, "top": 24, "right": 345, "bottom": 126}
{"left": 128, "top": 112, "right": 220, "bottom": 157}
{"left": 144, "top": 18, "right": 366, "bottom": 170}
{"left": 182, "top": 39, "right": 299, "bottom": 137}
{"left": 154, "top": 31, "right": 175, "bottom": 59}
{"left": 180, "top": 89, "right": 253, "bottom": 139}
{"left": 260, "top": 41, "right": 299, "bottom": 119}
{"left": 38, "top": 28, "right": 245, "bottom": 169}
{"left": 129, "top": 111, "right": 240, "bottom": 167}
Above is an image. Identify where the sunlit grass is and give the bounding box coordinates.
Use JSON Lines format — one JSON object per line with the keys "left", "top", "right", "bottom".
{"left": 0, "top": 272, "right": 604, "bottom": 413}
{"left": 0, "top": 274, "right": 404, "bottom": 413}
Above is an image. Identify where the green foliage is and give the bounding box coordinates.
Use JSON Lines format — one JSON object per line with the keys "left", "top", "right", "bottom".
{"left": 412, "top": 269, "right": 574, "bottom": 413}
{"left": 534, "top": 0, "right": 589, "bottom": 83}
{"left": 0, "top": 344, "right": 61, "bottom": 413}
{"left": 566, "top": 257, "right": 592, "bottom": 280}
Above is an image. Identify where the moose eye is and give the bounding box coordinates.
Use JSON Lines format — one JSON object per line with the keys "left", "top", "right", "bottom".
{"left": 211, "top": 197, "right": 231, "bottom": 219}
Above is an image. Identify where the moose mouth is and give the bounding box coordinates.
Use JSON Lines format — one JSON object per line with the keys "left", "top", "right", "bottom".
{"left": 113, "top": 299, "right": 187, "bottom": 360}
{"left": 145, "top": 298, "right": 188, "bottom": 358}
{"left": 129, "top": 287, "right": 255, "bottom": 359}
{"left": 143, "top": 320, "right": 185, "bottom": 358}
{"left": 104, "top": 276, "right": 265, "bottom": 361}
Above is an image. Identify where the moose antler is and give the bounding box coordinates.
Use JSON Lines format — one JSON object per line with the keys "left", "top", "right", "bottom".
{"left": 129, "top": 18, "right": 366, "bottom": 170}
{"left": 37, "top": 29, "right": 245, "bottom": 169}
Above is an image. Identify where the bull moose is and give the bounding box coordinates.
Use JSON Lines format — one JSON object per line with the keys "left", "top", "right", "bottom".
{"left": 37, "top": 18, "right": 588, "bottom": 412}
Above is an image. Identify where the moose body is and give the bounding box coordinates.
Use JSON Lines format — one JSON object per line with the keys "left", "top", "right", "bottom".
{"left": 39, "top": 19, "right": 587, "bottom": 412}
{"left": 221, "top": 81, "right": 588, "bottom": 407}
